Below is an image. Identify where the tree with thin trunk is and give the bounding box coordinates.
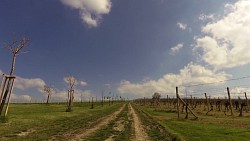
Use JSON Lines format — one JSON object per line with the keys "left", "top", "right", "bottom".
{"left": 152, "top": 92, "right": 161, "bottom": 106}
{"left": 0, "top": 35, "right": 30, "bottom": 115}
{"left": 43, "top": 85, "right": 53, "bottom": 104}
{"left": 65, "top": 76, "right": 77, "bottom": 112}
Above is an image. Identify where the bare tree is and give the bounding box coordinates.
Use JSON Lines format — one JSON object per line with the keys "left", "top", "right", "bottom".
{"left": 65, "top": 76, "right": 77, "bottom": 112}
{"left": 43, "top": 85, "right": 53, "bottom": 104}
{"left": 0, "top": 35, "right": 30, "bottom": 116}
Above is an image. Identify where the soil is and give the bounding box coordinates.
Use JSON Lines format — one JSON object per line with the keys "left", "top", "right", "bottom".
{"left": 71, "top": 104, "right": 126, "bottom": 141}
{"left": 17, "top": 129, "right": 35, "bottom": 137}
{"left": 129, "top": 103, "right": 150, "bottom": 141}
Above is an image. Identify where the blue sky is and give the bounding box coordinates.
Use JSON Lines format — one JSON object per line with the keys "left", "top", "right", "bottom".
{"left": 1, "top": 0, "right": 250, "bottom": 102}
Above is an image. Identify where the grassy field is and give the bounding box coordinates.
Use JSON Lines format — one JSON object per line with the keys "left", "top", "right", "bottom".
{"left": 135, "top": 104, "right": 250, "bottom": 141}
{"left": 0, "top": 102, "right": 123, "bottom": 141}
{"left": 2, "top": 102, "right": 249, "bottom": 141}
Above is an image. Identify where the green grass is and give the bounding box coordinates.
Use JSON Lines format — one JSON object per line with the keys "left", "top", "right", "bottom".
{"left": 0, "top": 102, "right": 123, "bottom": 141}
{"left": 136, "top": 104, "right": 250, "bottom": 141}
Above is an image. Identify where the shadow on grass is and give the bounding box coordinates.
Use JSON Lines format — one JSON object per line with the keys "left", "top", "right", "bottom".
{"left": 0, "top": 116, "right": 9, "bottom": 123}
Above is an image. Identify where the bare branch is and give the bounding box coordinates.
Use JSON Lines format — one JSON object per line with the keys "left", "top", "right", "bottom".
{"left": 3, "top": 35, "right": 30, "bottom": 55}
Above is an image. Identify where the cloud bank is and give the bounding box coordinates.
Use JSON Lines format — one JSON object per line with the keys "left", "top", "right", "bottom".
{"left": 118, "top": 63, "right": 229, "bottom": 98}
{"left": 61, "top": 0, "right": 112, "bottom": 27}
{"left": 195, "top": 0, "right": 250, "bottom": 70}
{"left": 15, "top": 77, "right": 45, "bottom": 91}
{"left": 118, "top": 0, "right": 250, "bottom": 98}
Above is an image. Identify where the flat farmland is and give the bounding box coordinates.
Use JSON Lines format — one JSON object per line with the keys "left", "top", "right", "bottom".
{"left": 134, "top": 103, "right": 250, "bottom": 141}
{"left": 0, "top": 102, "right": 124, "bottom": 141}
{"left": 0, "top": 102, "right": 176, "bottom": 141}
{"left": 1, "top": 102, "right": 249, "bottom": 141}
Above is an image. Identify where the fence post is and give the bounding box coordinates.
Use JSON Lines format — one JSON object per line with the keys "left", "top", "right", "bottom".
{"left": 227, "top": 87, "right": 234, "bottom": 116}
{"left": 0, "top": 74, "right": 7, "bottom": 104}
{"left": 245, "top": 92, "right": 248, "bottom": 111}
{"left": 176, "top": 87, "right": 180, "bottom": 118}
{"left": 4, "top": 77, "right": 15, "bottom": 117}
{"left": 205, "top": 93, "right": 209, "bottom": 111}
{"left": 167, "top": 95, "right": 169, "bottom": 108}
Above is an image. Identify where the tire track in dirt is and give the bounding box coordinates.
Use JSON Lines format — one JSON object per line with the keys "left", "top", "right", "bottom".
{"left": 129, "top": 103, "right": 150, "bottom": 141}
{"left": 70, "top": 104, "right": 126, "bottom": 141}
{"left": 103, "top": 103, "right": 132, "bottom": 141}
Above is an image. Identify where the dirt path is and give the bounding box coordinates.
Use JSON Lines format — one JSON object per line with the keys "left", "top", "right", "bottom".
{"left": 103, "top": 103, "right": 132, "bottom": 141}
{"left": 129, "top": 103, "right": 150, "bottom": 141}
{"left": 49, "top": 104, "right": 125, "bottom": 141}
{"left": 69, "top": 104, "right": 126, "bottom": 141}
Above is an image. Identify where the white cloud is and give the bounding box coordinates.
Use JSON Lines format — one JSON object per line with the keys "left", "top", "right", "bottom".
{"left": 224, "top": 87, "right": 250, "bottom": 99}
{"left": 198, "top": 14, "right": 214, "bottom": 21}
{"left": 118, "top": 63, "right": 229, "bottom": 98}
{"left": 177, "top": 22, "right": 187, "bottom": 30}
{"left": 195, "top": 0, "right": 250, "bottom": 70}
{"left": 11, "top": 94, "right": 32, "bottom": 103}
{"left": 79, "top": 81, "right": 88, "bottom": 86}
{"left": 170, "top": 43, "right": 183, "bottom": 54}
{"left": 15, "top": 77, "right": 45, "bottom": 90}
{"left": 60, "top": 0, "right": 112, "bottom": 27}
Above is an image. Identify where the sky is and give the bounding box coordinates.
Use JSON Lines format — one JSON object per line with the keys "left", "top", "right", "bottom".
{"left": 1, "top": 0, "right": 250, "bottom": 102}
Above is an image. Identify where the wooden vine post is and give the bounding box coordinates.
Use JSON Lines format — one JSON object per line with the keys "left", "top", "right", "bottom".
{"left": 0, "top": 74, "right": 16, "bottom": 117}
{"left": 227, "top": 87, "right": 234, "bottom": 116}
{"left": 176, "top": 87, "right": 180, "bottom": 118}
{"left": 0, "top": 35, "right": 29, "bottom": 117}
{"left": 176, "top": 87, "right": 198, "bottom": 119}
{"left": 205, "top": 93, "right": 209, "bottom": 111}
{"left": 101, "top": 90, "right": 104, "bottom": 106}
{"left": 245, "top": 92, "right": 248, "bottom": 111}
{"left": 91, "top": 97, "right": 94, "bottom": 109}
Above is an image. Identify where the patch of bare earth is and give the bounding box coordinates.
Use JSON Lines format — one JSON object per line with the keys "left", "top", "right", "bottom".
{"left": 104, "top": 135, "right": 115, "bottom": 141}
{"left": 17, "top": 129, "right": 35, "bottom": 137}
{"left": 69, "top": 104, "right": 125, "bottom": 141}
{"left": 129, "top": 104, "right": 150, "bottom": 141}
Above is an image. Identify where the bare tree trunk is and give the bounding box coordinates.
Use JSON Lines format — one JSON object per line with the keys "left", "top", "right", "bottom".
{"left": 46, "top": 94, "right": 50, "bottom": 104}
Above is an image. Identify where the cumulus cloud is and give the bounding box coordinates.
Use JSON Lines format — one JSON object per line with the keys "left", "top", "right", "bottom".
{"left": 15, "top": 77, "right": 45, "bottom": 90}
{"left": 170, "top": 43, "right": 183, "bottom": 54}
{"left": 60, "top": 0, "right": 112, "bottom": 27}
{"left": 11, "top": 94, "right": 32, "bottom": 103}
{"left": 230, "top": 87, "right": 250, "bottom": 99}
{"left": 177, "top": 22, "right": 187, "bottom": 30}
{"left": 195, "top": 0, "right": 250, "bottom": 70}
{"left": 118, "top": 63, "right": 229, "bottom": 98}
